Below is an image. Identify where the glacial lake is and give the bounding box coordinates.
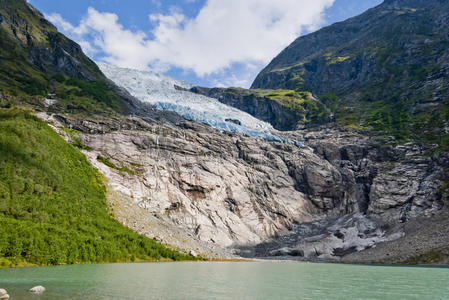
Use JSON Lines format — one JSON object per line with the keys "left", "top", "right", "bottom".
{"left": 0, "top": 262, "right": 448, "bottom": 299}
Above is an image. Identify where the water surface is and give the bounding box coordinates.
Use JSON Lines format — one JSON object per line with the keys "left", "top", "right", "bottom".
{"left": 0, "top": 262, "right": 448, "bottom": 299}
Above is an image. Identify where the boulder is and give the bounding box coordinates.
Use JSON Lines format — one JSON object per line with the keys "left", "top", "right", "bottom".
{"left": 30, "top": 286, "right": 46, "bottom": 293}
{"left": 189, "top": 250, "right": 198, "bottom": 257}
{"left": 0, "top": 294, "right": 9, "bottom": 299}
{"left": 0, "top": 290, "right": 6, "bottom": 296}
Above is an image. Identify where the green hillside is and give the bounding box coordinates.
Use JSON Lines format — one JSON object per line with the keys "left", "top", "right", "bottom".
{"left": 0, "top": 107, "right": 196, "bottom": 267}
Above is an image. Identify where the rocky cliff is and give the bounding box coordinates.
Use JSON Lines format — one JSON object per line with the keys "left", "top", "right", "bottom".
{"left": 186, "top": 86, "right": 330, "bottom": 131}
{"left": 35, "top": 110, "right": 449, "bottom": 262}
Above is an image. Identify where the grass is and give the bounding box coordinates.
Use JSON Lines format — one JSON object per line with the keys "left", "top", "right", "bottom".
{"left": 210, "top": 87, "right": 330, "bottom": 127}
{"left": 267, "top": 90, "right": 328, "bottom": 124}
{"left": 255, "top": 89, "right": 307, "bottom": 104}
{"left": 250, "top": 89, "right": 330, "bottom": 125}
{"left": 326, "top": 55, "right": 352, "bottom": 65}
{"left": 72, "top": 136, "right": 92, "bottom": 151}
{"left": 61, "top": 127, "right": 92, "bottom": 150}
{"left": 52, "top": 77, "right": 120, "bottom": 113}
{"left": 0, "top": 107, "right": 198, "bottom": 267}
{"left": 286, "top": 72, "right": 306, "bottom": 91}
{"left": 97, "top": 155, "right": 137, "bottom": 176}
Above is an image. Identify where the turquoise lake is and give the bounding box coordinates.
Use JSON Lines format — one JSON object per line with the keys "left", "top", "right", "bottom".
{"left": 0, "top": 262, "right": 448, "bottom": 299}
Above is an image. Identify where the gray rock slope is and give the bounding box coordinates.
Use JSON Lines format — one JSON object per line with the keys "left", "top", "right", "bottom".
{"left": 38, "top": 110, "right": 448, "bottom": 262}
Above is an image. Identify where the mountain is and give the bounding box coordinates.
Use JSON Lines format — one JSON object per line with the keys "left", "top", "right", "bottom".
{"left": 0, "top": 0, "right": 99, "bottom": 82}
{"left": 158, "top": 0, "right": 449, "bottom": 262}
{"left": 251, "top": 0, "right": 449, "bottom": 147}
{"left": 58, "top": 108, "right": 449, "bottom": 262}
{"left": 1, "top": 0, "right": 449, "bottom": 265}
{"left": 0, "top": 0, "right": 148, "bottom": 115}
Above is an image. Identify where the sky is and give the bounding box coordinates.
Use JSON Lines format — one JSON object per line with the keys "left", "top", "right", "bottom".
{"left": 28, "top": 0, "right": 383, "bottom": 88}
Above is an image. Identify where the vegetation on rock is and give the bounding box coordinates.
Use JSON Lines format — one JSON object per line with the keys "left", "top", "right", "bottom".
{"left": 97, "top": 155, "right": 137, "bottom": 176}
{"left": 189, "top": 86, "right": 330, "bottom": 130}
{"left": 251, "top": 89, "right": 329, "bottom": 125}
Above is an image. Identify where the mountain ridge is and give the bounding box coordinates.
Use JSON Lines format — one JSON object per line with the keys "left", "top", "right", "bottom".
{"left": 251, "top": 0, "right": 449, "bottom": 148}
{"left": 0, "top": 0, "right": 157, "bottom": 116}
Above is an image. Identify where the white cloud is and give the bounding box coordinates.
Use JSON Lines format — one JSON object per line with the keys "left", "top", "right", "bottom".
{"left": 46, "top": 0, "right": 335, "bottom": 86}
{"left": 46, "top": 13, "right": 95, "bottom": 55}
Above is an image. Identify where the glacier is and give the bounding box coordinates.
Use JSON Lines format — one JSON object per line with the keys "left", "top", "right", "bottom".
{"left": 99, "top": 63, "right": 303, "bottom": 147}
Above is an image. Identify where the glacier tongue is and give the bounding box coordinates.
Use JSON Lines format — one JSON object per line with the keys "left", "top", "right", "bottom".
{"left": 98, "top": 63, "right": 303, "bottom": 146}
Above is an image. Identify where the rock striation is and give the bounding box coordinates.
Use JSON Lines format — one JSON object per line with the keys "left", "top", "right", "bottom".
{"left": 39, "top": 112, "right": 449, "bottom": 261}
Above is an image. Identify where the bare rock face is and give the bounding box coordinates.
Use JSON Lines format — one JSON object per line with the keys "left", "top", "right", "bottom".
{"left": 79, "top": 120, "right": 319, "bottom": 250}
{"left": 239, "top": 213, "right": 405, "bottom": 259}
{"left": 42, "top": 113, "right": 448, "bottom": 261}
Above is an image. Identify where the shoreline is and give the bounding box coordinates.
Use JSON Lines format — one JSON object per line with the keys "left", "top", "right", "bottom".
{"left": 2, "top": 257, "right": 448, "bottom": 270}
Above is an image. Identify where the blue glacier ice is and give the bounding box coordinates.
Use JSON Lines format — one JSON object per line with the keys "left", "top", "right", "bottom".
{"left": 98, "top": 63, "right": 303, "bottom": 147}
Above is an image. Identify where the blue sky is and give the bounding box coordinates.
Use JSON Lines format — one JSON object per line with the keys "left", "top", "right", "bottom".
{"left": 29, "top": 0, "right": 382, "bottom": 88}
